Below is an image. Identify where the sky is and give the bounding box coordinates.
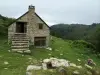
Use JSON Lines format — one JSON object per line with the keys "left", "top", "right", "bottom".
{"left": 0, "top": 0, "right": 100, "bottom": 26}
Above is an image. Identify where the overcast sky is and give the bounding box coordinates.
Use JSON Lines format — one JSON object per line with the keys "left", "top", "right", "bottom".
{"left": 0, "top": 0, "right": 100, "bottom": 25}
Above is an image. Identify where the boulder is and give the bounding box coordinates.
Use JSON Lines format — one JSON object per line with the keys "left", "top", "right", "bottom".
{"left": 26, "top": 65, "right": 42, "bottom": 71}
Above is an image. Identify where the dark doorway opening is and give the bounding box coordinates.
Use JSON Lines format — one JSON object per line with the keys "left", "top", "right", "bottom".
{"left": 16, "top": 22, "right": 27, "bottom": 33}
{"left": 34, "top": 37, "right": 46, "bottom": 46}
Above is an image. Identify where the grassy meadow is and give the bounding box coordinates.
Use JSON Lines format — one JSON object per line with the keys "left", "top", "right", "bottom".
{"left": 0, "top": 36, "right": 100, "bottom": 75}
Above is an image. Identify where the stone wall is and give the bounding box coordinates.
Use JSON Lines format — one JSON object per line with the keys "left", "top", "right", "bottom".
{"left": 8, "top": 23, "right": 16, "bottom": 40}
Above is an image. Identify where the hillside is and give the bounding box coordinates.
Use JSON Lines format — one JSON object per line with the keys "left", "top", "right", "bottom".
{"left": 0, "top": 36, "right": 100, "bottom": 75}
{"left": 0, "top": 14, "right": 100, "bottom": 75}
{"left": 50, "top": 23, "right": 100, "bottom": 40}
{"left": 0, "top": 14, "right": 14, "bottom": 35}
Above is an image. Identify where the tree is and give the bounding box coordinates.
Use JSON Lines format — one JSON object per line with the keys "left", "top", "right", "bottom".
{"left": 0, "top": 14, "right": 15, "bottom": 35}
{"left": 95, "top": 28, "right": 100, "bottom": 53}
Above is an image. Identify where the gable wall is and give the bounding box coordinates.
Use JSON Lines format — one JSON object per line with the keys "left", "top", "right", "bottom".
{"left": 8, "top": 23, "right": 16, "bottom": 40}
{"left": 8, "top": 10, "right": 50, "bottom": 47}
{"left": 27, "top": 10, "right": 50, "bottom": 46}
{"left": 8, "top": 12, "right": 29, "bottom": 40}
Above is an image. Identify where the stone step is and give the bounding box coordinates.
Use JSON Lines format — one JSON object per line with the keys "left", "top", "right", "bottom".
{"left": 12, "top": 37, "right": 29, "bottom": 39}
{"left": 12, "top": 42, "right": 29, "bottom": 45}
{"left": 12, "top": 49, "right": 29, "bottom": 51}
{"left": 12, "top": 49, "right": 31, "bottom": 53}
{"left": 12, "top": 47, "right": 29, "bottom": 49}
{"left": 11, "top": 34, "right": 30, "bottom": 53}
{"left": 12, "top": 45, "right": 29, "bottom": 48}
{"left": 12, "top": 46, "right": 29, "bottom": 49}
{"left": 12, "top": 41, "right": 29, "bottom": 43}
{"left": 12, "top": 39, "right": 29, "bottom": 41}
{"left": 12, "top": 43, "right": 29, "bottom": 45}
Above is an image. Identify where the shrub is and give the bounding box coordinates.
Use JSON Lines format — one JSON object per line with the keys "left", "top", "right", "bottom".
{"left": 73, "top": 40, "right": 96, "bottom": 50}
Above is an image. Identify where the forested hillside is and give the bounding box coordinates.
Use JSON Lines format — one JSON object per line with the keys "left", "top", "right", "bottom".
{"left": 50, "top": 23, "right": 100, "bottom": 53}
{"left": 0, "top": 14, "right": 14, "bottom": 35}
{"left": 50, "top": 23, "right": 100, "bottom": 40}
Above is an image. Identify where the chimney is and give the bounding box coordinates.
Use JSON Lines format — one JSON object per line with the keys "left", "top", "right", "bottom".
{"left": 28, "top": 5, "right": 35, "bottom": 12}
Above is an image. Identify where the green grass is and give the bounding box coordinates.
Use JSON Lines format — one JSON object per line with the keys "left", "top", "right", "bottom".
{"left": 0, "top": 36, "right": 100, "bottom": 75}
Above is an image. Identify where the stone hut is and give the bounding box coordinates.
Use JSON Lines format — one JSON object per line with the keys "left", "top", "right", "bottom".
{"left": 8, "top": 5, "right": 50, "bottom": 53}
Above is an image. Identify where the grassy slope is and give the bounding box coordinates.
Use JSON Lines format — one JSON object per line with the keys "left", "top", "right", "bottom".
{"left": 0, "top": 36, "right": 100, "bottom": 75}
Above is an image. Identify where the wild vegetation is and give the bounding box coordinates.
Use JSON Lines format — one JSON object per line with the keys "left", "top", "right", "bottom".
{"left": 0, "top": 14, "right": 14, "bottom": 35}
{"left": 0, "top": 36, "right": 100, "bottom": 75}
{"left": 50, "top": 23, "right": 100, "bottom": 53}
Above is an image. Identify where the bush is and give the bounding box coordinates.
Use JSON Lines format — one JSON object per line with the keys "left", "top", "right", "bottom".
{"left": 73, "top": 40, "right": 96, "bottom": 50}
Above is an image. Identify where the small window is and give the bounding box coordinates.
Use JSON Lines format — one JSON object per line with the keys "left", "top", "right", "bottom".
{"left": 38, "top": 23, "right": 43, "bottom": 29}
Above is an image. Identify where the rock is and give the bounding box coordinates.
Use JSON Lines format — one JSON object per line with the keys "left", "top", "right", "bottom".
{"left": 26, "top": 65, "right": 42, "bottom": 71}
{"left": 48, "top": 54, "right": 51, "bottom": 56}
{"left": 56, "top": 59, "right": 69, "bottom": 67}
{"left": 28, "top": 58, "right": 32, "bottom": 60}
{"left": 43, "top": 59, "right": 51, "bottom": 63}
{"left": 42, "top": 63, "right": 47, "bottom": 70}
{"left": 4, "top": 68, "right": 8, "bottom": 69}
{"left": 8, "top": 50, "right": 11, "bottom": 52}
{"left": 4, "top": 61, "right": 9, "bottom": 65}
{"left": 85, "top": 64, "right": 92, "bottom": 70}
{"left": 73, "top": 70, "right": 80, "bottom": 75}
{"left": 26, "top": 72, "right": 32, "bottom": 75}
{"left": 22, "top": 55, "right": 24, "bottom": 57}
{"left": 24, "top": 50, "right": 31, "bottom": 53}
{"left": 87, "top": 59, "right": 96, "bottom": 66}
{"left": 43, "top": 58, "right": 69, "bottom": 69}
{"left": 77, "top": 59, "right": 81, "bottom": 62}
{"left": 17, "top": 51, "right": 23, "bottom": 53}
{"left": 58, "top": 67, "right": 67, "bottom": 75}
{"left": 70, "top": 63, "right": 76, "bottom": 67}
{"left": 76, "top": 66, "right": 82, "bottom": 69}
{"left": 17, "top": 50, "right": 31, "bottom": 54}
{"left": 86, "top": 71, "right": 92, "bottom": 75}
{"left": 70, "top": 63, "right": 82, "bottom": 69}
{"left": 60, "top": 54, "right": 63, "bottom": 55}
{"left": 50, "top": 58, "right": 69, "bottom": 67}
{"left": 46, "top": 47, "right": 52, "bottom": 51}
